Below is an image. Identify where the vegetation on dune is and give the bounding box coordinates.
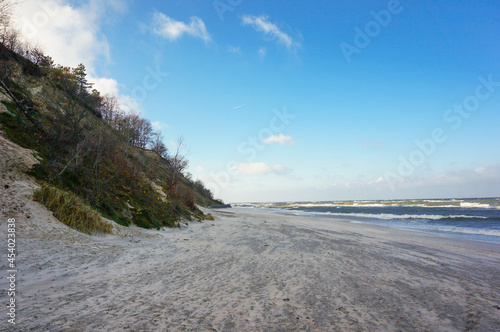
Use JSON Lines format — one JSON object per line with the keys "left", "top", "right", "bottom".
{"left": 0, "top": 3, "right": 222, "bottom": 233}
{"left": 33, "top": 184, "right": 112, "bottom": 235}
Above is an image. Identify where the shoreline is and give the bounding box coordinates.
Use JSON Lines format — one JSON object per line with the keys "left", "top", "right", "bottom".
{"left": 234, "top": 205, "right": 500, "bottom": 246}
{"left": 2, "top": 199, "right": 500, "bottom": 330}
{"left": 230, "top": 207, "right": 500, "bottom": 254}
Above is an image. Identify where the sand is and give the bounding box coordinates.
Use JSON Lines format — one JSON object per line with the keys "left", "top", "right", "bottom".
{"left": 1, "top": 132, "right": 500, "bottom": 331}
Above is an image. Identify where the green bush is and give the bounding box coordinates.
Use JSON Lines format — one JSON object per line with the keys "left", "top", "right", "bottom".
{"left": 133, "top": 209, "right": 161, "bottom": 229}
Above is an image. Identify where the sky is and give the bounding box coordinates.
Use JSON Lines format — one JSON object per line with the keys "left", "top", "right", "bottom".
{"left": 12, "top": 0, "right": 500, "bottom": 202}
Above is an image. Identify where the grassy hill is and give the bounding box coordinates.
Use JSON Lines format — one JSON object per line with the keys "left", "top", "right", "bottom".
{"left": 0, "top": 43, "right": 222, "bottom": 232}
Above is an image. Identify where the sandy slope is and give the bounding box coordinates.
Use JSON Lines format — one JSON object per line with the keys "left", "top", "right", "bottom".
{"left": 1, "top": 131, "right": 500, "bottom": 331}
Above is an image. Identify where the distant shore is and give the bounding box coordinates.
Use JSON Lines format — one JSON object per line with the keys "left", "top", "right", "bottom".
{"left": 3, "top": 186, "right": 500, "bottom": 331}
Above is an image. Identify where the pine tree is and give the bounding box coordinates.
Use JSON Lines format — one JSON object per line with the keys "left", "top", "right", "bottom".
{"left": 72, "top": 63, "right": 93, "bottom": 93}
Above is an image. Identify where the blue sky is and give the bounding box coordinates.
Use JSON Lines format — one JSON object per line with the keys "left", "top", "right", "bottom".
{"left": 14, "top": 0, "right": 500, "bottom": 202}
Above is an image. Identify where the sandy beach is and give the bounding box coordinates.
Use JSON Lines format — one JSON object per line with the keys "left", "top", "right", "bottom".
{"left": 0, "top": 134, "right": 499, "bottom": 331}
{"left": 2, "top": 1, "right": 500, "bottom": 330}
{"left": 2, "top": 168, "right": 500, "bottom": 332}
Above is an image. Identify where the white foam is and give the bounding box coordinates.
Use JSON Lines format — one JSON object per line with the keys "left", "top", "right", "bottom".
{"left": 404, "top": 226, "right": 500, "bottom": 237}
{"left": 290, "top": 211, "right": 487, "bottom": 220}
{"left": 460, "top": 202, "right": 491, "bottom": 209}
{"left": 236, "top": 199, "right": 500, "bottom": 210}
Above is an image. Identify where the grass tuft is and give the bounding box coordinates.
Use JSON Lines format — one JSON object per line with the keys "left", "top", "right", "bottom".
{"left": 33, "top": 184, "right": 112, "bottom": 235}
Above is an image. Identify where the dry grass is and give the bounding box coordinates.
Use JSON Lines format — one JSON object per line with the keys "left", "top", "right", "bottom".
{"left": 204, "top": 213, "right": 215, "bottom": 221}
{"left": 33, "top": 184, "right": 112, "bottom": 235}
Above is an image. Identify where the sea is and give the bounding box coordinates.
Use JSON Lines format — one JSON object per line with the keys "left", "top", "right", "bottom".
{"left": 233, "top": 198, "right": 500, "bottom": 244}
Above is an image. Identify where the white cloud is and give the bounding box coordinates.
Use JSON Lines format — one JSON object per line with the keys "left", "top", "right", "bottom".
{"left": 106, "top": 0, "right": 128, "bottom": 14}
{"left": 258, "top": 47, "right": 266, "bottom": 58}
{"left": 89, "top": 76, "right": 141, "bottom": 115}
{"left": 89, "top": 76, "right": 120, "bottom": 96}
{"left": 263, "top": 134, "right": 295, "bottom": 146}
{"left": 119, "top": 95, "right": 143, "bottom": 114}
{"left": 241, "top": 15, "right": 299, "bottom": 51}
{"left": 151, "top": 121, "right": 169, "bottom": 131}
{"left": 152, "top": 12, "right": 211, "bottom": 43}
{"left": 231, "top": 162, "right": 290, "bottom": 175}
{"left": 13, "top": 0, "right": 117, "bottom": 71}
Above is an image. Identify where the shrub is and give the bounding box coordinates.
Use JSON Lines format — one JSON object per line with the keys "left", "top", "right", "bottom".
{"left": 133, "top": 209, "right": 161, "bottom": 229}
{"left": 33, "top": 184, "right": 112, "bottom": 235}
{"left": 180, "top": 187, "right": 196, "bottom": 210}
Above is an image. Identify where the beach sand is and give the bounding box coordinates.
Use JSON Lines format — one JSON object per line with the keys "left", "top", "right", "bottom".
{"left": 1, "top": 135, "right": 500, "bottom": 331}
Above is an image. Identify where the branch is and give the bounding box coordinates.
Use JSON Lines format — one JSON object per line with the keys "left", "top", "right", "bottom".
{"left": 0, "top": 75, "right": 46, "bottom": 135}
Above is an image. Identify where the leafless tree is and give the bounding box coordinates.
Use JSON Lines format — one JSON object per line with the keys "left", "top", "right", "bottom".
{"left": 170, "top": 135, "right": 189, "bottom": 174}
{"left": 136, "top": 117, "right": 152, "bottom": 148}
{"left": 164, "top": 135, "right": 189, "bottom": 191}
{"left": 0, "top": 0, "right": 17, "bottom": 29}
{"left": 26, "top": 44, "right": 46, "bottom": 65}
{"left": 1, "top": 26, "right": 19, "bottom": 51}
{"left": 150, "top": 130, "right": 169, "bottom": 158}
{"left": 109, "top": 112, "right": 153, "bottom": 148}
{"left": 0, "top": 1, "right": 22, "bottom": 52}
{"left": 100, "top": 95, "right": 119, "bottom": 124}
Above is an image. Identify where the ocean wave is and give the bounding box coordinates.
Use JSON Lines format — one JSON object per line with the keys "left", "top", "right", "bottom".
{"left": 459, "top": 202, "right": 492, "bottom": 209}
{"left": 347, "top": 221, "right": 500, "bottom": 237}
{"left": 288, "top": 211, "right": 489, "bottom": 220}
{"left": 402, "top": 226, "right": 500, "bottom": 237}
{"left": 272, "top": 199, "right": 500, "bottom": 209}
{"left": 233, "top": 199, "right": 500, "bottom": 210}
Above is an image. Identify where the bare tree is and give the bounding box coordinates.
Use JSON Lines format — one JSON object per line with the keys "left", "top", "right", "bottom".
{"left": 27, "top": 44, "right": 46, "bottom": 65}
{"left": 2, "top": 26, "right": 19, "bottom": 51}
{"left": 101, "top": 95, "right": 119, "bottom": 124}
{"left": 136, "top": 117, "right": 152, "bottom": 148}
{"left": 0, "top": 0, "right": 17, "bottom": 29}
{"left": 0, "top": 0, "right": 22, "bottom": 52}
{"left": 165, "top": 135, "right": 189, "bottom": 191}
{"left": 109, "top": 112, "right": 153, "bottom": 148}
{"left": 170, "top": 135, "right": 189, "bottom": 174}
{"left": 150, "top": 130, "right": 169, "bottom": 158}
{"left": 49, "top": 98, "right": 90, "bottom": 147}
